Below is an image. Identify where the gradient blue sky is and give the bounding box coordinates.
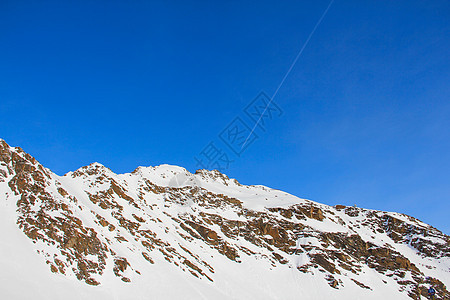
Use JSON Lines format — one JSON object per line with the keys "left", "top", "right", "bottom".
{"left": 1, "top": 0, "right": 449, "bottom": 233}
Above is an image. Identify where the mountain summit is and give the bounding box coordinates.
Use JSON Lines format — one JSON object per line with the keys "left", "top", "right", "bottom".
{"left": 0, "top": 139, "right": 448, "bottom": 299}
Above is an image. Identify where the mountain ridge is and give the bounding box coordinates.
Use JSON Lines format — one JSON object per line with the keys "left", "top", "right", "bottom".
{"left": 0, "top": 139, "right": 449, "bottom": 299}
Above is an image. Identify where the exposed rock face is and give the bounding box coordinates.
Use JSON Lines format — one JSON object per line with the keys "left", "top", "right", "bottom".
{"left": 0, "top": 139, "right": 449, "bottom": 299}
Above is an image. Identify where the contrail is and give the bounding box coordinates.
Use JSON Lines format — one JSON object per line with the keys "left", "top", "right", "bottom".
{"left": 241, "top": 0, "right": 335, "bottom": 150}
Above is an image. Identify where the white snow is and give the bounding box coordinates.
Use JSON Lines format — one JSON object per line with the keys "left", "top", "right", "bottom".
{"left": 0, "top": 153, "right": 448, "bottom": 300}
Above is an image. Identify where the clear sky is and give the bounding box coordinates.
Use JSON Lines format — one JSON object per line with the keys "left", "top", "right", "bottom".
{"left": 1, "top": 0, "right": 449, "bottom": 233}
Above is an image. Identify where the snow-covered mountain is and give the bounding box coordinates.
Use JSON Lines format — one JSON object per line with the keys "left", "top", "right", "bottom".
{"left": 0, "top": 139, "right": 449, "bottom": 299}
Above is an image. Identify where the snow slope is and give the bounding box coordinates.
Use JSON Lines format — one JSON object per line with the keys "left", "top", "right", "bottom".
{"left": 0, "top": 139, "right": 448, "bottom": 299}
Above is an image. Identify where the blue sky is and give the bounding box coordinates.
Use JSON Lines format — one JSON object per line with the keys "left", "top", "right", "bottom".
{"left": 1, "top": 0, "right": 449, "bottom": 233}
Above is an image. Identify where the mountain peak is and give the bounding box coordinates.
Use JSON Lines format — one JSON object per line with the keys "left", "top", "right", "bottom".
{"left": 70, "top": 162, "right": 113, "bottom": 178}
{"left": 1, "top": 139, "right": 449, "bottom": 300}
